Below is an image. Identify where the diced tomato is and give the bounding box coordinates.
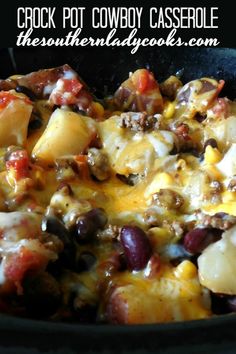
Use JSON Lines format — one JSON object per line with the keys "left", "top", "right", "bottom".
{"left": 132, "top": 69, "right": 158, "bottom": 94}
{"left": 6, "top": 150, "right": 29, "bottom": 180}
{"left": 4, "top": 247, "right": 47, "bottom": 283}
{"left": 0, "top": 91, "right": 32, "bottom": 110}
{"left": 0, "top": 92, "right": 17, "bottom": 109}
{"left": 49, "top": 78, "right": 83, "bottom": 106}
{"left": 62, "top": 78, "right": 83, "bottom": 95}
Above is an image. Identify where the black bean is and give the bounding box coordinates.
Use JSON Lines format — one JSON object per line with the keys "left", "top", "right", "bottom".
{"left": 74, "top": 208, "right": 107, "bottom": 244}
{"left": 77, "top": 251, "right": 97, "bottom": 272}
{"left": 42, "top": 216, "right": 71, "bottom": 245}
{"left": 203, "top": 138, "right": 218, "bottom": 152}
{"left": 213, "top": 212, "right": 229, "bottom": 218}
{"left": 183, "top": 228, "right": 222, "bottom": 254}
{"left": 15, "top": 85, "right": 36, "bottom": 101}
{"left": 28, "top": 116, "right": 43, "bottom": 131}
{"left": 120, "top": 225, "right": 152, "bottom": 271}
{"left": 194, "top": 112, "right": 207, "bottom": 123}
{"left": 169, "top": 144, "right": 178, "bottom": 155}
{"left": 22, "top": 272, "right": 61, "bottom": 317}
{"left": 116, "top": 173, "right": 140, "bottom": 186}
{"left": 42, "top": 216, "right": 77, "bottom": 270}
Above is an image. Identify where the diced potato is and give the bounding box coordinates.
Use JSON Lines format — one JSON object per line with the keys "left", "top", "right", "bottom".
{"left": 204, "top": 115, "right": 236, "bottom": 151}
{"left": 216, "top": 144, "right": 236, "bottom": 177}
{"left": 198, "top": 225, "right": 236, "bottom": 294}
{"left": 0, "top": 93, "right": 32, "bottom": 147}
{"left": 105, "top": 266, "right": 211, "bottom": 324}
{"left": 32, "top": 108, "right": 97, "bottom": 165}
{"left": 99, "top": 116, "right": 174, "bottom": 175}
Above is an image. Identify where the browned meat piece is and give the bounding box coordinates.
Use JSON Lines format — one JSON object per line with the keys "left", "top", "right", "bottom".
{"left": 113, "top": 69, "right": 163, "bottom": 115}
{"left": 173, "top": 123, "right": 198, "bottom": 154}
{"left": 152, "top": 189, "right": 184, "bottom": 210}
{"left": 17, "top": 64, "right": 74, "bottom": 98}
{"left": 16, "top": 64, "right": 99, "bottom": 117}
{"left": 0, "top": 79, "right": 17, "bottom": 91}
{"left": 195, "top": 212, "right": 236, "bottom": 230}
{"left": 159, "top": 75, "right": 183, "bottom": 100}
{"left": 87, "top": 148, "right": 111, "bottom": 181}
{"left": 55, "top": 159, "right": 78, "bottom": 182}
{"left": 97, "top": 224, "right": 121, "bottom": 242}
{"left": 118, "top": 112, "right": 161, "bottom": 132}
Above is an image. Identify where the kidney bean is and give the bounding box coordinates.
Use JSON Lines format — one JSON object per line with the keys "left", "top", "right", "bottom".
{"left": 120, "top": 226, "right": 152, "bottom": 271}
{"left": 75, "top": 208, "right": 107, "bottom": 244}
{"left": 183, "top": 228, "right": 222, "bottom": 254}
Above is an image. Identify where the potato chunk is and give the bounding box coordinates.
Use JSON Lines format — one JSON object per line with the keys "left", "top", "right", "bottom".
{"left": 32, "top": 108, "right": 97, "bottom": 165}
{"left": 198, "top": 225, "right": 236, "bottom": 294}
{"left": 105, "top": 264, "right": 211, "bottom": 324}
{"left": 0, "top": 91, "right": 32, "bottom": 147}
{"left": 98, "top": 115, "right": 174, "bottom": 175}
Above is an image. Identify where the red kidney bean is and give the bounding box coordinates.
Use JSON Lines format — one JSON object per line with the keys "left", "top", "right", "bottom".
{"left": 120, "top": 226, "right": 152, "bottom": 271}
{"left": 183, "top": 228, "right": 222, "bottom": 254}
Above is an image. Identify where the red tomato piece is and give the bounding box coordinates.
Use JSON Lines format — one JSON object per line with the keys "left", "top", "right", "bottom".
{"left": 62, "top": 78, "right": 83, "bottom": 95}
{"left": 4, "top": 247, "right": 47, "bottom": 283}
{"left": 132, "top": 69, "right": 158, "bottom": 94}
{"left": 0, "top": 92, "right": 17, "bottom": 109}
{"left": 6, "top": 150, "right": 29, "bottom": 180}
{"left": 0, "top": 91, "right": 32, "bottom": 110}
{"left": 49, "top": 78, "right": 83, "bottom": 105}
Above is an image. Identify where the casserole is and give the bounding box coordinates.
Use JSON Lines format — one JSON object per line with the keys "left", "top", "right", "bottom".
{"left": 0, "top": 46, "right": 236, "bottom": 353}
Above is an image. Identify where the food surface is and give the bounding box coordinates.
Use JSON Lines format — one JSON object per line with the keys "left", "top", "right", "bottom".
{"left": 0, "top": 65, "right": 236, "bottom": 324}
